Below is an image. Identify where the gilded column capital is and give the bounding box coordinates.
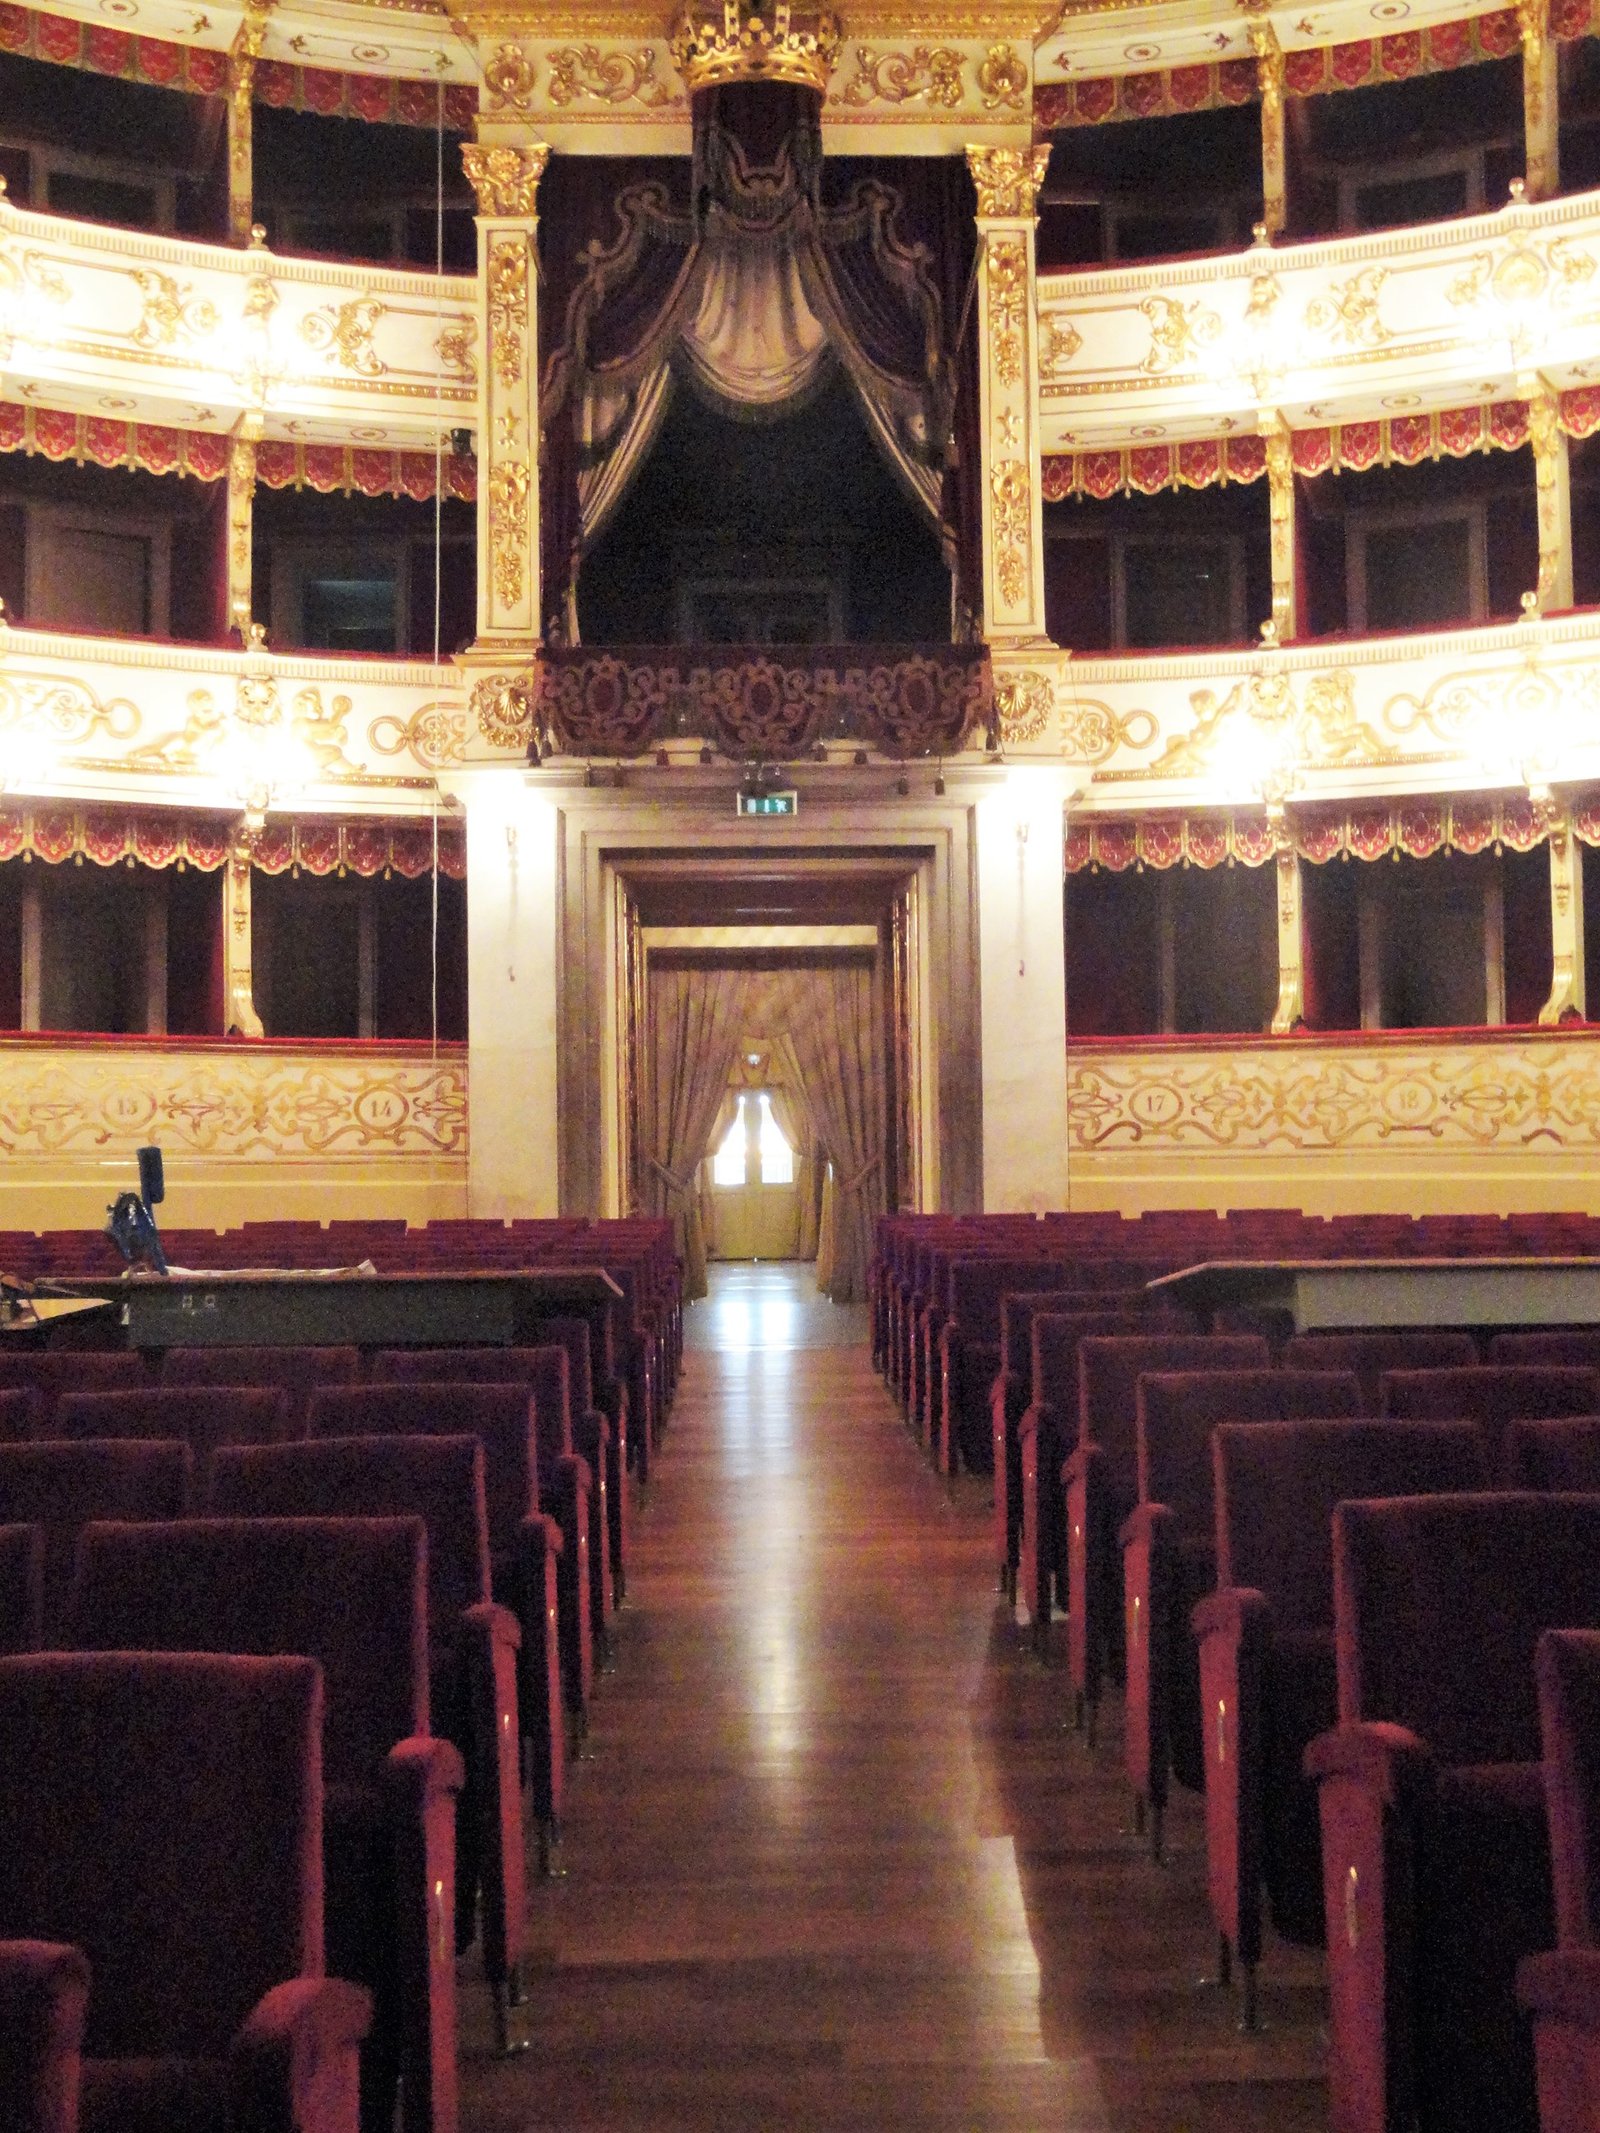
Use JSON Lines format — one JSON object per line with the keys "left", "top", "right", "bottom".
{"left": 966, "top": 144, "right": 1051, "bottom": 223}
{"left": 462, "top": 142, "right": 551, "bottom": 219}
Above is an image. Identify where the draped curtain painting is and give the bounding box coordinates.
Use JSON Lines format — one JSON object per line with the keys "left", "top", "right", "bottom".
{"left": 538, "top": 83, "right": 980, "bottom": 641}
{"left": 644, "top": 961, "right": 887, "bottom": 1305}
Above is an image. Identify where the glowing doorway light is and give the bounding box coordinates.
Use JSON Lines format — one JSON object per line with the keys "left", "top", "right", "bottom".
{"left": 757, "top": 1091, "right": 794, "bottom": 1184}
{"left": 713, "top": 1095, "right": 748, "bottom": 1187}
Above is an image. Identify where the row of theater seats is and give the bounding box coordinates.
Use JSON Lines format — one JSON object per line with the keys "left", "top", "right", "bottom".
{"left": 0, "top": 1273, "right": 682, "bottom": 2133}
{"left": 872, "top": 1212, "right": 1600, "bottom": 2133}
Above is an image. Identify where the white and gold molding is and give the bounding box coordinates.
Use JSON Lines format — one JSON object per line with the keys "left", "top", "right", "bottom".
{"left": 1063, "top": 1030, "right": 1600, "bottom": 1216}
{"left": 1037, "top": 187, "right": 1600, "bottom": 453}
{"left": 9, "top": 0, "right": 476, "bottom": 84}
{"left": 0, "top": 624, "right": 490, "bottom": 803}
{"left": 993, "top": 607, "right": 1600, "bottom": 804}
{"left": 0, "top": 198, "right": 475, "bottom": 448}
{"left": 0, "top": 1036, "right": 468, "bottom": 1231}
{"left": 1036, "top": 0, "right": 1516, "bottom": 87}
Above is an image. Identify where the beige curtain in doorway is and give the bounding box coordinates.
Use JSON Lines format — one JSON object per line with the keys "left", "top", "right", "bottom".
{"left": 784, "top": 965, "right": 886, "bottom": 1306}
{"left": 645, "top": 966, "right": 752, "bottom": 1301}
{"left": 763, "top": 1030, "right": 821, "bottom": 1263}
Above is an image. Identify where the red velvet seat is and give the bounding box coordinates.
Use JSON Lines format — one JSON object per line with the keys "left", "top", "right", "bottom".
{"left": 52, "top": 1388, "right": 296, "bottom": 1477}
{"left": 0, "top": 1389, "right": 40, "bottom": 1444}
{"left": 543, "top": 1313, "right": 628, "bottom": 1611}
{"left": 371, "top": 1348, "right": 602, "bottom": 1713}
{"left": 1518, "top": 1629, "right": 1600, "bottom": 2133}
{"left": 1490, "top": 1331, "right": 1600, "bottom": 1374}
{"left": 936, "top": 1257, "right": 1073, "bottom": 1478}
{"left": 161, "top": 1346, "right": 361, "bottom": 1431}
{"left": 0, "top": 1651, "right": 369, "bottom": 2133}
{"left": 1307, "top": 1494, "right": 1600, "bottom": 2133}
{"left": 0, "top": 1353, "right": 150, "bottom": 1429}
{"left": 0, "top": 1441, "right": 190, "bottom": 1633}
{"left": 1282, "top": 1329, "right": 1477, "bottom": 1412}
{"left": 70, "top": 1518, "right": 461, "bottom": 2133}
{"left": 1065, "top": 1334, "right": 1268, "bottom": 1735}
{"left": 1380, "top": 1366, "right": 1600, "bottom": 1480}
{"left": 1507, "top": 1417, "right": 1600, "bottom": 1491}
{"left": 1193, "top": 1419, "right": 1488, "bottom": 2024}
{"left": 208, "top": 1435, "right": 530, "bottom": 2015}
{"left": 1016, "top": 1310, "right": 1146, "bottom": 1651}
{"left": 306, "top": 1385, "right": 567, "bottom": 1862}
{"left": 0, "top": 1525, "right": 42, "bottom": 1655}
{"left": 1120, "top": 1368, "right": 1361, "bottom": 1861}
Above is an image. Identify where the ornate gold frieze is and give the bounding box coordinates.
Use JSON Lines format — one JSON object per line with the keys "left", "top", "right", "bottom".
{"left": 299, "top": 297, "right": 385, "bottom": 376}
{"left": 966, "top": 142, "right": 1050, "bottom": 221}
{"left": 487, "top": 458, "right": 531, "bottom": 613}
{"left": 1303, "top": 266, "right": 1391, "bottom": 349}
{"left": 986, "top": 230, "right": 1028, "bottom": 387}
{"left": 841, "top": 44, "right": 966, "bottom": 105}
{"left": 482, "top": 38, "right": 538, "bottom": 108}
{"left": 370, "top": 700, "right": 471, "bottom": 766}
{"left": 1139, "top": 293, "right": 1223, "bottom": 375}
{"left": 1067, "top": 1036, "right": 1600, "bottom": 1157}
{"left": 670, "top": 0, "right": 842, "bottom": 93}
{"left": 990, "top": 457, "right": 1032, "bottom": 607}
{"left": 486, "top": 235, "right": 528, "bottom": 388}
{"left": 976, "top": 41, "right": 1027, "bottom": 110}
{"left": 995, "top": 668, "right": 1052, "bottom": 743}
{"left": 470, "top": 670, "right": 534, "bottom": 751}
{"left": 132, "top": 270, "right": 218, "bottom": 350}
{"left": 547, "top": 42, "right": 676, "bottom": 103}
{"left": 462, "top": 142, "right": 550, "bottom": 219}
{"left": 0, "top": 1040, "right": 466, "bottom": 1161}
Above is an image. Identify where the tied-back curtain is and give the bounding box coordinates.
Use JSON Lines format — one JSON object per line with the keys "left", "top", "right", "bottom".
{"left": 763, "top": 1029, "right": 821, "bottom": 1262}
{"left": 645, "top": 966, "right": 754, "bottom": 1300}
{"left": 783, "top": 965, "right": 886, "bottom": 1305}
{"left": 539, "top": 85, "right": 968, "bottom": 639}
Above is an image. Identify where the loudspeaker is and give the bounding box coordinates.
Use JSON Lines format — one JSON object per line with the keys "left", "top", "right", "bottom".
{"left": 136, "top": 1145, "right": 165, "bottom": 1209}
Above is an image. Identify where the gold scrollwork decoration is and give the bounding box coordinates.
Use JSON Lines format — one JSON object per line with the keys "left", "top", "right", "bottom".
{"left": 130, "top": 269, "right": 218, "bottom": 350}
{"left": 842, "top": 44, "right": 965, "bottom": 106}
{"left": 976, "top": 42, "right": 1027, "bottom": 109}
{"left": 487, "top": 460, "right": 531, "bottom": 614}
{"left": 1139, "top": 294, "right": 1224, "bottom": 376}
{"left": 462, "top": 142, "right": 550, "bottom": 220}
{"left": 486, "top": 235, "right": 528, "bottom": 389}
{"left": 989, "top": 457, "right": 1032, "bottom": 608}
{"left": 300, "top": 297, "right": 385, "bottom": 377}
{"left": 547, "top": 43, "right": 674, "bottom": 105}
{"left": 369, "top": 701, "right": 468, "bottom": 768}
{"left": 966, "top": 143, "right": 1051, "bottom": 221}
{"left": 1059, "top": 697, "right": 1159, "bottom": 763}
{"left": 1040, "top": 315, "right": 1082, "bottom": 373}
{"left": 1303, "top": 266, "right": 1391, "bottom": 349}
{"left": 483, "top": 40, "right": 537, "bottom": 109}
{"left": 985, "top": 230, "right": 1028, "bottom": 388}
{"left": 0, "top": 672, "right": 142, "bottom": 751}
{"left": 994, "top": 668, "right": 1051, "bottom": 743}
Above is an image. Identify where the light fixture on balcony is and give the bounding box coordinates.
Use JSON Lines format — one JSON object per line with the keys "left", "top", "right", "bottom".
{"left": 212, "top": 623, "right": 312, "bottom": 827}
{"left": 669, "top": 0, "right": 842, "bottom": 93}
{"left": 1209, "top": 226, "right": 1301, "bottom": 405}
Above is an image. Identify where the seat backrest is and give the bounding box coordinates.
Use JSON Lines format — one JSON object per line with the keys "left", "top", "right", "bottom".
{"left": 0, "top": 1387, "right": 38, "bottom": 1444}
{"left": 1334, "top": 1493, "right": 1600, "bottom": 1764}
{"left": 541, "top": 1316, "right": 596, "bottom": 1414}
{"left": 1078, "top": 1335, "right": 1268, "bottom": 1499}
{"left": 1506, "top": 1416, "right": 1600, "bottom": 1492}
{"left": 946, "top": 1259, "right": 1072, "bottom": 1347}
{"left": 1380, "top": 1365, "right": 1600, "bottom": 1477}
{"left": 1136, "top": 1368, "right": 1360, "bottom": 1535}
{"left": 0, "top": 1440, "right": 191, "bottom": 1631}
{"left": 71, "top": 1516, "right": 427, "bottom": 1784}
{"left": 0, "top": 1351, "right": 149, "bottom": 1424}
{"left": 0, "top": 1522, "right": 42, "bottom": 1654}
{"left": 1489, "top": 1330, "right": 1600, "bottom": 1373}
{"left": 1535, "top": 1627, "right": 1600, "bottom": 1949}
{"left": 54, "top": 1386, "right": 296, "bottom": 1463}
{"left": 1215, "top": 1419, "right": 1488, "bottom": 1639}
{"left": 209, "top": 1434, "right": 491, "bottom": 1638}
{"left": 372, "top": 1345, "right": 574, "bottom": 1467}
{"left": 1001, "top": 1291, "right": 1098, "bottom": 1384}
{"left": 0, "top": 1650, "right": 323, "bottom": 2059}
{"left": 161, "top": 1345, "right": 361, "bottom": 1427}
{"left": 1028, "top": 1311, "right": 1147, "bottom": 1415}
{"left": 1283, "top": 1329, "right": 1477, "bottom": 1410}
{"left": 308, "top": 1383, "right": 535, "bottom": 1565}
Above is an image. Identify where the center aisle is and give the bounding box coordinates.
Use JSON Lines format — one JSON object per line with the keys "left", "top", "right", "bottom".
{"left": 463, "top": 1263, "right": 1328, "bottom": 2132}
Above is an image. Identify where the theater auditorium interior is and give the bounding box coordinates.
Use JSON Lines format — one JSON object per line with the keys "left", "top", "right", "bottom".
{"left": 10, "top": 0, "right": 1600, "bottom": 2127}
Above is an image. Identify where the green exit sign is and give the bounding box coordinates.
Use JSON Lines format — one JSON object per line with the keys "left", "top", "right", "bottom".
{"left": 735, "top": 788, "right": 798, "bottom": 818}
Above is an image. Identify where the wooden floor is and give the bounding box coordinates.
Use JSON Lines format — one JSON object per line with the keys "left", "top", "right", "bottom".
{"left": 460, "top": 1263, "right": 1330, "bottom": 2131}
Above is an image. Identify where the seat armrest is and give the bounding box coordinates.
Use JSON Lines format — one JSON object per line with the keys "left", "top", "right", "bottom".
{"left": 1061, "top": 1441, "right": 1102, "bottom": 1490}
{"left": 384, "top": 1733, "right": 467, "bottom": 1814}
{"left": 572, "top": 1411, "right": 610, "bottom": 1470}
{"left": 1303, "top": 1719, "right": 1434, "bottom": 1806}
{"left": 1119, "top": 1499, "right": 1173, "bottom": 1552}
{"left": 1191, "top": 1586, "right": 1270, "bottom": 1647}
{"left": 557, "top": 1449, "right": 592, "bottom": 1498}
{"left": 462, "top": 1597, "right": 521, "bottom": 1654}
{"left": 230, "top": 1976, "right": 372, "bottom": 2133}
{"left": 0, "top": 1941, "right": 89, "bottom": 2133}
{"left": 1520, "top": 1947, "right": 1600, "bottom": 2023}
{"left": 519, "top": 1511, "right": 563, "bottom": 1562}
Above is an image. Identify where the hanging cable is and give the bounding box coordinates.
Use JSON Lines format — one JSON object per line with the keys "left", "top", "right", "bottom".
{"left": 430, "top": 79, "right": 446, "bottom": 1069}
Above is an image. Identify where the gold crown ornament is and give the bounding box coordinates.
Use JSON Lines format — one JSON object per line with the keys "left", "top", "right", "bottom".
{"left": 669, "top": 0, "right": 842, "bottom": 93}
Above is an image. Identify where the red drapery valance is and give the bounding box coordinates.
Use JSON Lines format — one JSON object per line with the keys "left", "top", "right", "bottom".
{"left": 0, "top": 2, "right": 475, "bottom": 126}
{"left": 1043, "top": 401, "right": 1535, "bottom": 501}
{"left": 0, "top": 808, "right": 465, "bottom": 877}
{"left": 0, "top": 406, "right": 474, "bottom": 501}
{"left": 1064, "top": 794, "right": 1575, "bottom": 872}
{"left": 1036, "top": 4, "right": 1552, "bottom": 129}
